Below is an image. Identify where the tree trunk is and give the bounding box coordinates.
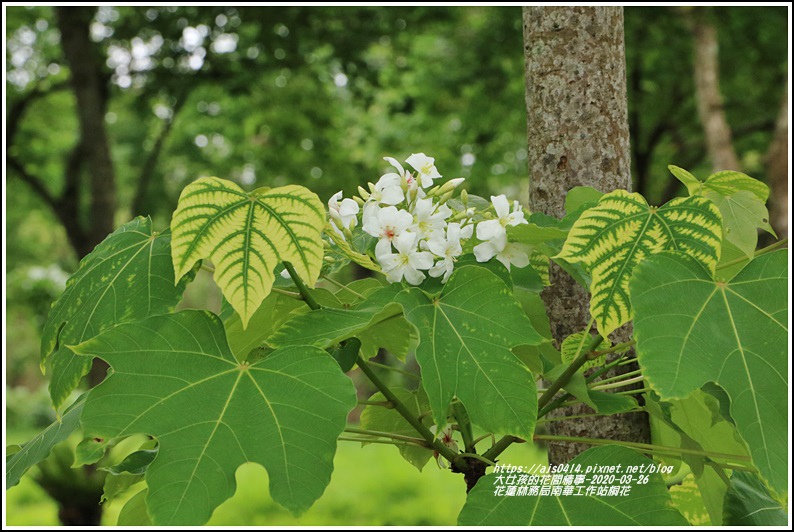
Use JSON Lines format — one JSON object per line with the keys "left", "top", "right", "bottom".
{"left": 690, "top": 11, "right": 741, "bottom": 172}
{"left": 523, "top": 6, "right": 650, "bottom": 465}
{"left": 766, "top": 82, "right": 788, "bottom": 239}
{"left": 56, "top": 7, "right": 117, "bottom": 254}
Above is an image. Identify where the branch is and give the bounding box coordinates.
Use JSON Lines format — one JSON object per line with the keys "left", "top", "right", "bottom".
{"left": 131, "top": 89, "right": 191, "bottom": 215}
{"left": 6, "top": 80, "right": 70, "bottom": 150}
{"left": 6, "top": 155, "right": 58, "bottom": 210}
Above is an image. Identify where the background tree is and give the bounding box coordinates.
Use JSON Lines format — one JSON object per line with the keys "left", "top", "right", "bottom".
{"left": 523, "top": 5, "right": 650, "bottom": 465}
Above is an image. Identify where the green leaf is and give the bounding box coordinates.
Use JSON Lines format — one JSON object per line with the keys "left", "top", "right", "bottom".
{"left": 668, "top": 389, "right": 749, "bottom": 525}
{"left": 102, "top": 472, "right": 144, "bottom": 505}
{"left": 6, "top": 394, "right": 85, "bottom": 488}
{"left": 631, "top": 251, "right": 787, "bottom": 492}
{"left": 556, "top": 189, "right": 723, "bottom": 337}
{"left": 117, "top": 489, "right": 151, "bottom": 526}
{"left": 224, "top": 292, "right": 305, "bottom": 361}
{"left": 668, "top": 165, "right": 702, "bottom": 195}
{"left": 74, "top": 437, "right": 106, "bottom": 467}
{"left": 41, "top": 217, "right": 194, "bottom": 409}
{"left": 268, "top": 285, "right": 403, "bottom": 350}
{"left": 357, "top": 315, "right": 419, "bottom": 360}
{"left": 564, "top": 186, "right": 604, "bottom": 214}
{"left": 103, "top": 449, "right": 157, "bottom": 476}
{"left": 170, "top": 177, "right": 326, "bottom": 328}
{"left": 328, "top": 277, "right": 384, "bottom": 305}
{"left": 587, "top": 390, "right": 638, "bottom": 414}
{"left": 560, "top": 331, "right": 602, "bottom": 372}
{"left": 72, "top": 310, "right": 357, "bottom": 525}
{"left": 723, "top": 472, "right": 787, "bottom": 526}
{"left": 705, "top": 190, "right": 773, "bottom": 258}
{"left": 329, "top": 337, "right": 361, "bottom": 372}
{"left": 458, "top": 445, "right": 688, "bottom": 525}
{"left": 397, "top": 265, "right": 544, "bottom": 439}
{"left": 359, "top": 388, "right": 434, "bottom": 471}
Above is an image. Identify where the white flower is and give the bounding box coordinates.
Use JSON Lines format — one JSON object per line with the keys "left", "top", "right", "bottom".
{"left": 383, "top": 156, "right": 419, "bottom": 191}
{"left": 362, "top": 205, "right": 413, "bottom": 257}
{"left": 429, "top": 423, "right": 459, "bottom": 469}
{"left": 370, "top": 172, "right": 405, "bottom": 205}
{"left": 459, "top": 222, "right": 474, "bottom": 240}
{"left": 473, "top": 232, "right": 529, "bottom": 271}
{"left": 428, "top": 223, "right": 464, "bottom": 283}
{"left": 475, "top": 195, "right": 528, "bottom": 241}
{"left": 328, "top": 191, "right": 359, "bottom": 232}
{"left": 409, "top": 198, "right": 452, "bottom": 240}
{"left": 377, "top": 232, "right": 434, "bottom": 285}
{"left": 406, "top": 152, "right": 442, "bottom": 188}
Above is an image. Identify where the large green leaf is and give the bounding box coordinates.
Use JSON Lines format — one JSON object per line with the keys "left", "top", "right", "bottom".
{"left": 6, "top": 394, "right": 85, "bottom": 488}
{"left": 268, "top": 285, "right": 404, "bottom": 350}
{"left": 631, "top": 251, "right": 787, "bottom": 492}
{"left": 359, "top": 387, "right": 434, "bottom": 471}
{"left": 170, "top": 177, "right": 325, "bottom": 328}
{"left": 723, "top": 472, "right": 787, "bottom": 526}
{"left": 397, "top": 265, "right": 544, "bottom": 439}
{"left": 223, "top": 292, "right": 305, "bottom": 361}
{"left": 41, "top": 217, "right": 194, "bottom": 409}
{"left": 71, "top": 310, "right": 357, "bottom": 525}
{"left": 118, "top": 489, "right": 151, "bottom": 525}
{"left": 705, "top": 191, "right": 773, "bottom": 259}
{"left": 458, "top": 445, "right": 688, "bottom": 525}
{"left": 556, "top": 190, "right": 722, "bottom": 337}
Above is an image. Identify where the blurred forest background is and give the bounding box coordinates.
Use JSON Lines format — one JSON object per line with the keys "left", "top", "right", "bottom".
{"left": 4, "top": 5, "right": 789, "bottom": 526}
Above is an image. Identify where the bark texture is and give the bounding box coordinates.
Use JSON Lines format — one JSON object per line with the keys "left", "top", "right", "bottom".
{"left": 691, "top": 13, "right": 741, "bottom": 172}
{"left": 766, "top": 83, "right": 788, "bottom": 239}
{"left": 523, "top": 6, "right": 650, "bottom": 465}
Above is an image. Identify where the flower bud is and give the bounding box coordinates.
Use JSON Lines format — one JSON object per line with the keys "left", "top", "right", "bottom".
{"left": 353, "top": 196, "right": 366, "bottom": 206}
{"left": 460, "top": 189, "right": 469, "bottom": 206}
{"left": 438, "top": 178, "right": 465, "bottom": 195}
{"left": 357, "top": 186, "right": 370, "bottom": 201}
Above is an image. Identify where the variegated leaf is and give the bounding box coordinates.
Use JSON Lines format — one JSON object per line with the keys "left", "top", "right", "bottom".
{"left": 170, "top": 177, "right": 325, "bottom": 327}
{"left": 556, "top": 190, "right": 722, "bottom": 337}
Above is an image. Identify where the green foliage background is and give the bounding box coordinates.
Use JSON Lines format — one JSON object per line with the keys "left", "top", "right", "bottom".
{"left": 5, "top": 5, "right": 787, "bottom": 526}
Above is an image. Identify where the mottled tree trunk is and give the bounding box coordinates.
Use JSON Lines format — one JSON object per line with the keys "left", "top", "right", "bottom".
{"left": 523, "top": 6, "right": 650, "bottom": 465}
{"left": 766, "top": 83, "right": 788, "bottom": 239}
{"left": 57, "top": 7, "right": 117, "bottom": 254}
{"left": 690, "top": 11, "right": 741, "bottom": 172}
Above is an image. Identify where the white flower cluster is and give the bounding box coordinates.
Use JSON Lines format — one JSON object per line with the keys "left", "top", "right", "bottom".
{"left": 327, "top": 153, "right": 530, "bottom": 285}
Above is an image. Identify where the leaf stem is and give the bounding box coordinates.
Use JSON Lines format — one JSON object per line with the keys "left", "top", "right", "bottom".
{"left": 716, "top": 237, "right": 788, "bottom": 270}
{"left": 452, "top": 402, "right": 477, "bottom": 453}
{"left": 356, "top": 354, "right": 461, "bottom": 465}
{"left": 272, "top": 287, "right": 304, "bottom": 300}
{"left": 338, "top": 437, "right": 427, "bottom": 449}
{"left": 482, "top": 436, "right": 524, "bottom": 462}
{"left": 614, "top": 387, "right": 652, "bottom": 396}
{"left": 591, "top": 368, "right": 643, "bottom": 386}
{"left": 588, "top": 339, "right": 635, "bottom": 359}
{"left": 321, "top": 274, "right": 366, "bottom": 299}
{"left": 538, "top": 319, "right": 602, "bottom": 410}
{"left": 590, "top": 375, "right": 645, "bottom": 391}
{"left": 283, "top": 261, "right": 321, "bottom": 310}
{"left": 344, "top": 427, "right": 428, "bottom": 446}
{"left": 200, "top": 262, "right": 215, "bottom": 274}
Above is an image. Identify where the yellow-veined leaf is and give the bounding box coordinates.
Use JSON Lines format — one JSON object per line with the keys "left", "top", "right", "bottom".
{"left": 170, "top": 177, "right": 325, "bottom": 327}
{"left": 556, "top": 190, "right": 722, "bottom": 337}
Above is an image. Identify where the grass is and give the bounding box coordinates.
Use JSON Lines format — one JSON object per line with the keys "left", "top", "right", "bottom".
{"left": 6, "top": 438, "right": 547, "bottom": 526}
